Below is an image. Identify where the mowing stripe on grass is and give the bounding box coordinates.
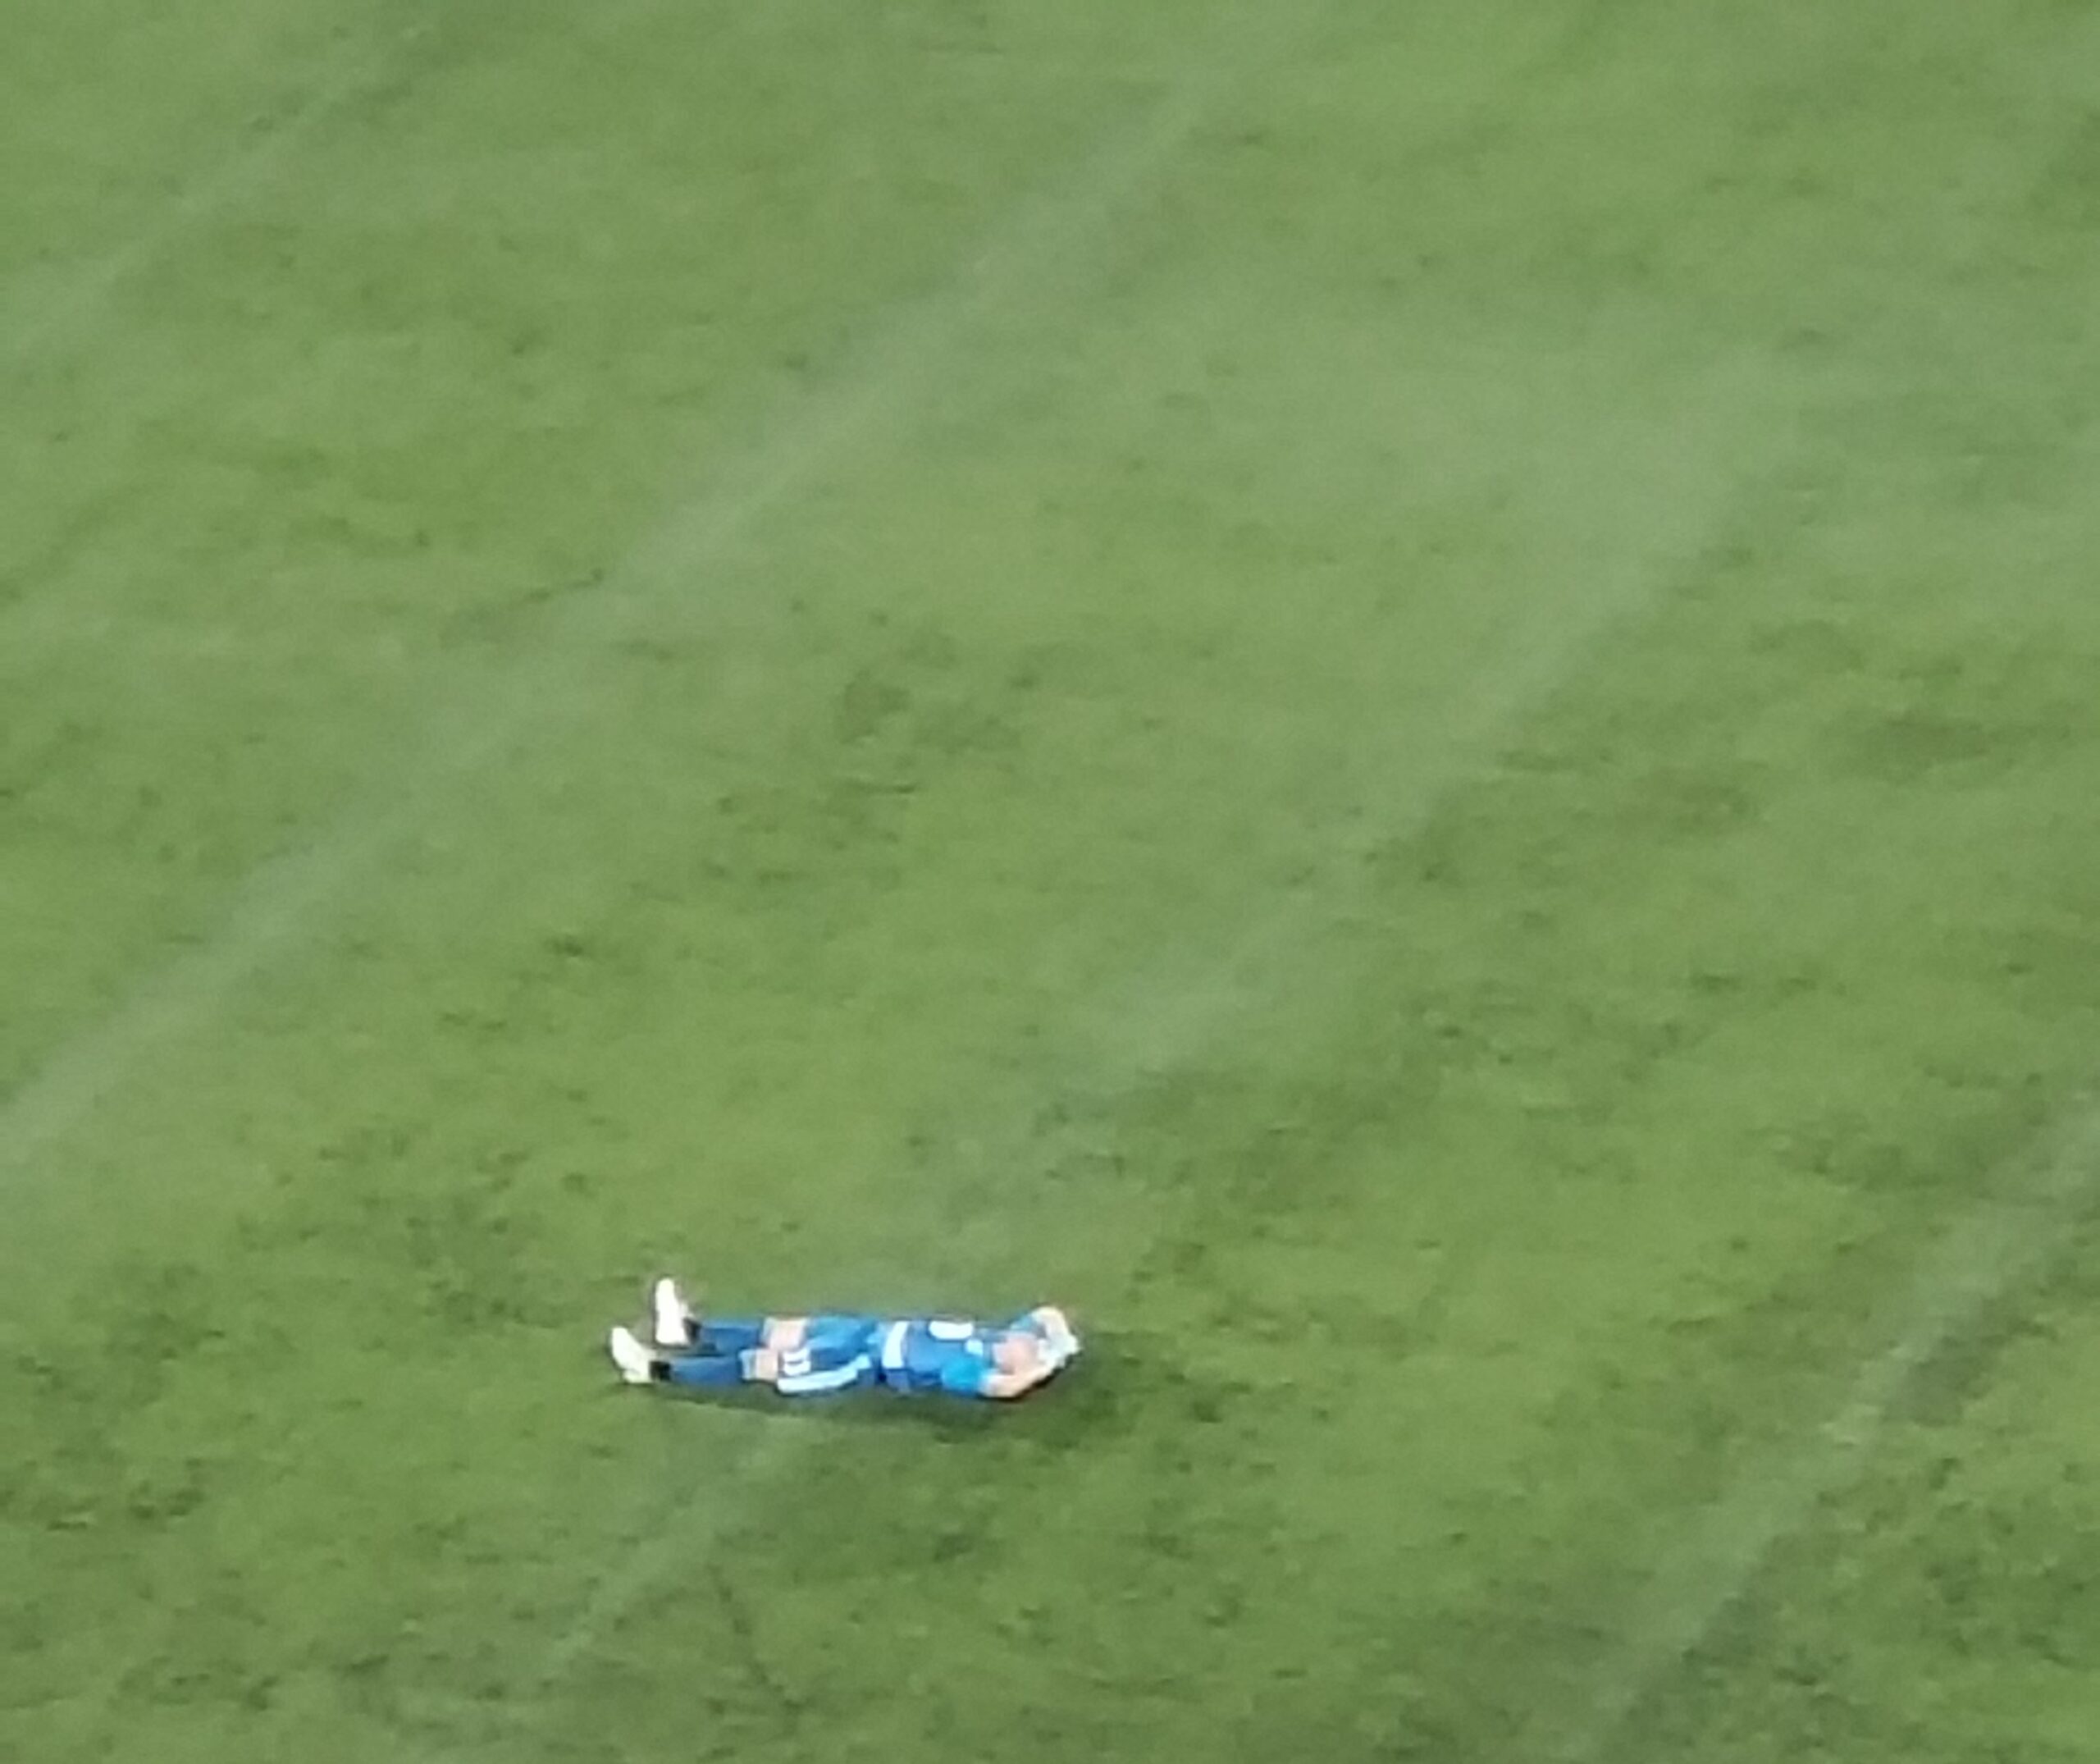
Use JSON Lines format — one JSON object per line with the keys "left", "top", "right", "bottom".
{"left": 0, "top": 1, "right": 1312, "bottom": 1200}
{"left": 392, "top": 13, "right": 1835, "bottom": 1715}
{"left": 512, "top": 368, "right": 1793, "bottom": 1732}
{"left": 1532, "top": 1098, "right": 2100, "bottom": 1762}
{"left": 0, "top": 15, "right": 437, "bottom": 376}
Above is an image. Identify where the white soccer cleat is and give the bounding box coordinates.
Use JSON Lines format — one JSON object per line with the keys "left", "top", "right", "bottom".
{"left": 608, "top": 1325, "right": 655, "bottom": 1386}
{"left": 651, "top": 1277, "right": 694, "bottom": 1349}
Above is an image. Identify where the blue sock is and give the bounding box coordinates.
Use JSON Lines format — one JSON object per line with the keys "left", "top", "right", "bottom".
{"left": 660, "top": 1350, "right": 753, "bottom": 1390}
{"left": 696, "top": 1316, "right": 765, "bottom": 1355}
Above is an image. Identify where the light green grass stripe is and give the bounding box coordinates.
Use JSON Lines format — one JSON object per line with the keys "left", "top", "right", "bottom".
{"left": 502, "top": 337, "right": 1790, "bottom": 1754}
{"left": 0, "top": 15, "right": 435, "bottom": 376}
{"left": 0, "top": 0, "right": 1318, "bottom": 1203}
{"left": 1527, "top": 1098, "right": 2100, "bottom": 1762}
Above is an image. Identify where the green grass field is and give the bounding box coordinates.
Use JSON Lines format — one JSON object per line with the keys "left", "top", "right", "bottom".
{"left": 6, "top": 2, "right": 2100, "bottom": 1758}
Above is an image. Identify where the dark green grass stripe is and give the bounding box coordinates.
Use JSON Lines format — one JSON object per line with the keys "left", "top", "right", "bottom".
{"left": 0, "top": 0, "right": 1324, "bottom": 1194}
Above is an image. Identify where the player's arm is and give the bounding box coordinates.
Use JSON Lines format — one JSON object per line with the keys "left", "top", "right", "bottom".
{"left": 976, "top": 1368, "right": 1042, "bottom": 1401}
{"left": 950, "top": 1340, "right": 1057, "bottom": 1401}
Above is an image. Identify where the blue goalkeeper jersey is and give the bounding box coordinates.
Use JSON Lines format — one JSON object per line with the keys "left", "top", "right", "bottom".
{"left": 755, "top": 1309, "right": 1071, "bottom": 1399}
{"left": 874, "top": 1316, "right": 1033, "bottom": 1398}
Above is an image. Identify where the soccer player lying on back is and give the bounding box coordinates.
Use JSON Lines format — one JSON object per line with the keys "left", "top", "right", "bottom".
{"left": 607, "top": 1278, "right": 1080, "bottom": 1401}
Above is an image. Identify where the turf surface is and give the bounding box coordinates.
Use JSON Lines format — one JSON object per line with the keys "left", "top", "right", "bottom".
{"left": 5, "top": 2, "right": 2100, "bottom": 1759}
